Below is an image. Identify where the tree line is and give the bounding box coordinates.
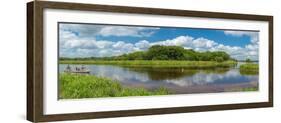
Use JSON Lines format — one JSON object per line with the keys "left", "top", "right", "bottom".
{"left": 60, "top": 45, "right": 236, "bottom": 62}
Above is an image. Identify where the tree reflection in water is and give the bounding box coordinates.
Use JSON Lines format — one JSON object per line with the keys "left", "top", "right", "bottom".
{"left": 123, "top": 66, "right": 230, "bottom": 81}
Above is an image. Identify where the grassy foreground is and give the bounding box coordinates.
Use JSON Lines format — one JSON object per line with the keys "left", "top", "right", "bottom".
{"left": 59, "top": 73, "right": 170, "bottom": 99}
{"left": 241, "top": 87, "right": 258, "bottom": 91}
{"left": 60, "top": 60, "right": 237, "bottom": 68}
{"left": 225, "top": 87, "right": 258, "bottom": 92}
{"left": 239, "top": 63, "right": 259, "bottom": 75}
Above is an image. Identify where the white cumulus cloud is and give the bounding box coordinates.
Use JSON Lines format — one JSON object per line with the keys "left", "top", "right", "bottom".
{"left": 60, "top": 23, "right": 159, "bottom": 38}
{"left": 135, "top": 40, "right": 150, "bottom": 50}
{"left": 224, "top": 30, "right": 259, "bottom": 60}
{"left": 59, "top": 25, "right": 259, "bottom": 61}
{"left": 98, "top": 26, "right": 159, "bottom": 37}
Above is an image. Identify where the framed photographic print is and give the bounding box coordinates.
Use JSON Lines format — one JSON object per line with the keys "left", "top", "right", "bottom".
{"left": 27, "top": 1, "right": 273, "bottom": 122}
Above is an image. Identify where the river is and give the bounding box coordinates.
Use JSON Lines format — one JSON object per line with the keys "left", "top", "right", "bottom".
{"left": 59, "top": 63, "right": 258, "bottom": 94}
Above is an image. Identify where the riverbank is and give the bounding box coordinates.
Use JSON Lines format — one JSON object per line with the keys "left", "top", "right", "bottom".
{"left": 59, "top": 73, "right": 170, "bottom": 99}
{"left": 59, "top": 60, "right": 237, "bottom": 69}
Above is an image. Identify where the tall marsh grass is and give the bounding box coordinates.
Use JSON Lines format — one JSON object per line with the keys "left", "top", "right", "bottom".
{"left": 239, "top": 63, "right": 259, "bottom": 75}
{"left": 59, "top": 73, "right": 170, "bottom": 99}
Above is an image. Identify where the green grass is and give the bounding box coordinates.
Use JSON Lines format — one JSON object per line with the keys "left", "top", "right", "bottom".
{"left": 224, "top": 86, "right": 258, "bottom": 92}
{"left": 241, "top": 87, "right": 258, "bottom": 91}
{"left": 239, "top": 63, "right": 259, "bottom": 75}
{"left": 59, "top": 73, "right": 170, "bottom": 99}
{"left": 59, "top": 60, "right": 237, "bottom": 69}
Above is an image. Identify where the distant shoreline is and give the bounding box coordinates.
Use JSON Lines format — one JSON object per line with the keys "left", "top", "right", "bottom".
{"left": 59, "top": 60, "right": 238, "bottom": 69}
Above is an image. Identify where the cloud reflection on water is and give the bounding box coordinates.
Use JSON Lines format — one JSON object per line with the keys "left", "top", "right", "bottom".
{"left": 59, "top": 64, "right": 258, "bottom": 87}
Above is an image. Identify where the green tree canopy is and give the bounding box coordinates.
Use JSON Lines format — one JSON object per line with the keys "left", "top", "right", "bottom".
{"left": 246, "top": 58, "right": 252, "bottom": 63}
{"left": 146, "top": 45, "right": 186, "bottom": 60}
{"left": 60, "top": 45, "right": 235, "bottom": 62}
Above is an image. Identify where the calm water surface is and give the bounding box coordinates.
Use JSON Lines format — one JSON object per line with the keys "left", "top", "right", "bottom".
{"left": 59, "top": 63, "right": 258, "bottom": 94}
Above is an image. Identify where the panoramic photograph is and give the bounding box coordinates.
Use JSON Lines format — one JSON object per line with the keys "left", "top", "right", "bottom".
{"left": 58, "top": 22, "right": 259, "bottom": 99}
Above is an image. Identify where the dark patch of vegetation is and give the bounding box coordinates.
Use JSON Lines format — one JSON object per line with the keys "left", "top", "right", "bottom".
{"left": 246, "top": 58, "right": 252, "bottom": 63}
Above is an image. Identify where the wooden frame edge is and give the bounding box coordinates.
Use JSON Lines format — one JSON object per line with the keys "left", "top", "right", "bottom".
{"left": 27, "top": 1, "right": 34, "bottom": 122}
{"left": 27, "top": 1, "right": 274, "bottom": 122}
{"left": 268, "top": 16, "right": 274, "bottom": 107}
{"left": 38, "top": 102, "right": 271, "bottom": 122}
{"left": 27, "top": 1, "right": 45, "bottom": 122}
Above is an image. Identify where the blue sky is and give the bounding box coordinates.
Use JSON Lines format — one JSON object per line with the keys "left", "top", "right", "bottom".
{"left": 59, "top": 23, "right": 259, "bottom": 60}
